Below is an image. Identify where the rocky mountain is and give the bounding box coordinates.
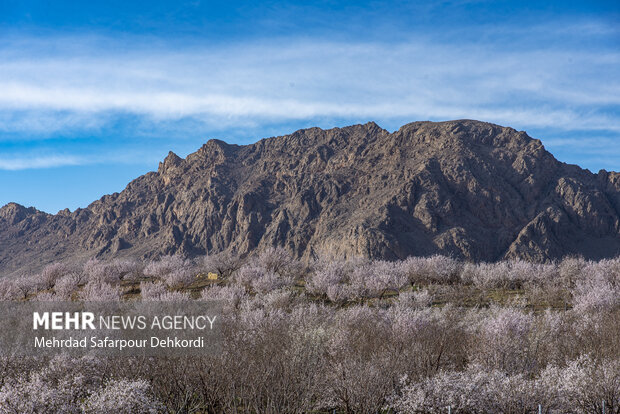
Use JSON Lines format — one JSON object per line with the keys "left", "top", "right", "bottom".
{"left": 1, "top": 120, "right": 619, "bottom": 275}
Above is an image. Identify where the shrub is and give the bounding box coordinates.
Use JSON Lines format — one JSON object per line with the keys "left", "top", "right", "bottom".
{"left": 539, "top": 355, "right": 620, "bottom": 414}
{"left": 162, "top": 268, "right": 195, "bottom": 289}
{"left": 0, "top": 372, "right": 82, "bottom": 413}
{"left": 573, "top": 263, "right": 620, "bottom": 312}
{"left": 80, "top": 281, "right": 121, "bottom": 302}
{"left": 233, "top": 265, "right": 294, "bottom": 293}
{"left": 12, "top": 275, "right": 43, "bottom": 299}
{"left": 257, "top": 289, "right": 297, "bottom": 310}
{"left": 402, "top": 255, "right": 461, "bottom": 285}
{"left": 82, "top": 379, "right": 164, "bottom": 414}
{"left": 84, "top": 259, "right": 120, "bottom": 284}
{"left": 306, "top": 260, "right": 349, "bottom": 297}
{"left": 254, "top": 247, "right": 304, "bottom": 278}
{"left": 467, "top": 261, "right": 512, "bottom": 289}
{"left": 201, "top": 284, "right": 248, "bottom": 310}
{"left": 233, "top": 265, "right": 264, "bottom": 289}
{"left": 0, "top": 279, "right": 17, "bottom": 300}
{"left": 2, "top": 254, "right": 620, "bottom": 413}
{"left": 143, "top": 255, "right": 190, "bottom": 278}
{"left": 33, "top": 291, "right": 63, "bottom": 301}
{"left": 398, "top": 289, "right": 434, "bottom": 309}
{"left": 140, "top": 282, "right": 191, "bottom": 302}
{"left": 558, "top": 256, "right": 587, "bottom": 287}
{"left": 251, "top": 270, "right": 294, "bottom": 294}
{"left": 475, "top": 307, "right": 534, "bottom": 374}
{"left": 326, "top": 283, "right": 354, "bottom": 303}
{"left": 363, "top": 260, "right": 408, "bottom": 299}
{"left": 54, "top": 275, "right": 79, "bottom": 299}
{"left": 38, "top": 263, "right": 69, "bottom": 290}
{"left": 0, "top": 354, "right": 104, "bottom": 414}
{"left": 65, "top": 271, "right": 89, "bottom": 287}
{"left": 84, "top": 258, "right": 142, "bottom": 284}
{"left": 140, "top": 281, "right": 167, "bottom": 300}
{"left": 201, "top": 251, "right": 241, "bottom": 279}
{"left": 143, "top": 255, "right": 195, "bottom": 288}
{"left": 389, "top": 366, "right": 549, "bottom": 414}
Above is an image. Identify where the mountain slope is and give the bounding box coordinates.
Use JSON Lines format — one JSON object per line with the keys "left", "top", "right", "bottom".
{"left": 1, "top": 120, "right": 619, "bottom": 275}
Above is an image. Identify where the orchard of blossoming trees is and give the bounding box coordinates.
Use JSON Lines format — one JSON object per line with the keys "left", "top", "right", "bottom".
{"left": 0, "top": 248, "right": 619, "bottom": 413}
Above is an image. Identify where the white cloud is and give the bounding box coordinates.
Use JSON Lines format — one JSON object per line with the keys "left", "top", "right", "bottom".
{"left": 0, "top": 155, "right": 85, "bottom": 170}
{"left": 0, "top": 32, "right": 617, "bottom": 136}
{"left": 0, "top": 110, "right": 108, "bottom": 136}
{"left": 0, "top": 149, "right": 165, "bottom": 170}
{"left": 543, "top": 137, "right": 620, "bottom": 149}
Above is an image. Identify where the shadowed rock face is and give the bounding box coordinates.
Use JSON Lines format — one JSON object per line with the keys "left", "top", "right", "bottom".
{"left": 1, "top": 120, "right": 619, "bottom": 275}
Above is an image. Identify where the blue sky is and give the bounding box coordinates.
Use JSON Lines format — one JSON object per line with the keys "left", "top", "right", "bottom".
{"left": 1, "top": 0, "right": 619, "bottom": 213}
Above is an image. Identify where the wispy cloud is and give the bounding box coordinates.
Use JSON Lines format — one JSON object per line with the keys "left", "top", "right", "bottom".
{"left": 543, "top": 136, "right": 620, "bottom": 149}
{"left": 0, "top": 20, "right": 618, "bottom": 176}
{"left": 0, "top": 155, "right": 85, "bottom": 170}
{"left": 0, "top": 26, "right": 618, "bottom": 137}
{"left": 0, "top": 148, "right": 167, "bottom": 170}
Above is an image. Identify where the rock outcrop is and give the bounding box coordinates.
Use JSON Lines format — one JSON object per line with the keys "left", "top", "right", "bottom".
{"left": 1, "top": 120, "right": 619, "bottom": 275}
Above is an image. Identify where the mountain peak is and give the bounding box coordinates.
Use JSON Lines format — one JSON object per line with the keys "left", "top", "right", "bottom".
{"left": 0, "top": 202, "right": 40, "bottom": 225}
{"left": 1, "top": 120, "right": 618, "bottom": 275}
{"left": 158, "top": 151, "right": 183, "bottom": 174}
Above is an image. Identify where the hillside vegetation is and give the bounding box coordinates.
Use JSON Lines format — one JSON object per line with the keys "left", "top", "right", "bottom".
{"left": 1, "top": 250, "right": 619, "bottom": 413}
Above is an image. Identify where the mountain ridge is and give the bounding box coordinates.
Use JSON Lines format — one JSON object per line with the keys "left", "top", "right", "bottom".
{"left": 1, "top": 119, "right": 619, "bottom": 275}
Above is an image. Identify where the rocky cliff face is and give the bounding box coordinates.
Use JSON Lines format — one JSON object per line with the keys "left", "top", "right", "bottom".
{"left": 1, "top": 120, "right": 619, "bottom": 275}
